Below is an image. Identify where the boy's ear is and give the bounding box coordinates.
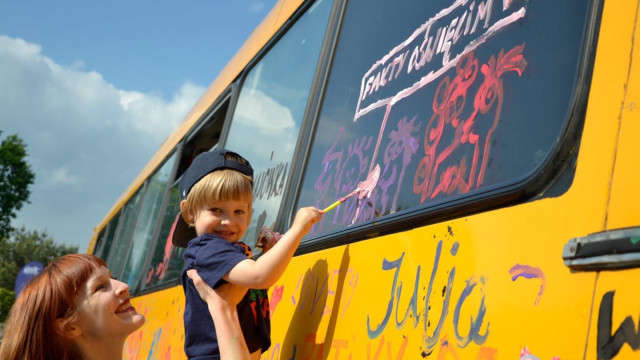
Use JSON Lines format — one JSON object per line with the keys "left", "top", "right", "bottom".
{"left": 180, "top": 200, "right": 193, "bottom": 224}
{"left": 54, "top": 318, "right": 82, "bottom": 339}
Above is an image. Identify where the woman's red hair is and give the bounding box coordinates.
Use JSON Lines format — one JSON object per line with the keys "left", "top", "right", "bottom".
{"left": 0, "top": 254, "right": 107, "bottom": 360}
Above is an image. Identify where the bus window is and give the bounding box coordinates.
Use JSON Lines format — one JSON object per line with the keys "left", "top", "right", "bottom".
{"left": 106, "top": 189, "right": 143, "bottom": 278}
{"left": 176, "top": 98, "right": 229, "bottom": 178}
{"left": 93, "top": 228, "right": 108, "bottom": 259}
{"left": 93, "top": 212, "right": 120, "bottom": 260}
{"left": 139, "top": 185, "right": 185, "bottom": 291}
{"left": 120, "top": 153, "right": 177, "bottom": 290}
{"left": 225, "top": 0, "right": 334, "bottom": 249}
{"left": 296, "top": 0, "right": 592, "bottom": 238}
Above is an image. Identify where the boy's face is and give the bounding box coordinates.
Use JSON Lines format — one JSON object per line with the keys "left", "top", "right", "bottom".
{"left": 193, "top": 198, "right": 250, "bottom": 243}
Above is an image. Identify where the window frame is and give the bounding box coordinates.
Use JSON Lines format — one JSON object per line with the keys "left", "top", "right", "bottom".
{"left": 220, "top": 0, "right": 346, "bottom": 241}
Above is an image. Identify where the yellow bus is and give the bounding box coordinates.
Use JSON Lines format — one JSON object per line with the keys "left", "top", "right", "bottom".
{"left": 88, "top": 0, "right": 640, "bottom": 358}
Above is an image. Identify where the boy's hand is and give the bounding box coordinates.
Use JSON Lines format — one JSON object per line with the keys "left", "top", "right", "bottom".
{"left": 291, "top": 206, "right": 324, "bottom": 234}
{"left": 187, "top": 269, "right": 248, "bottom": 307}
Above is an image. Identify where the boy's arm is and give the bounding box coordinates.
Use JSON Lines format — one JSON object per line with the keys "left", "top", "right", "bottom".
{"left": 187, "top": 269, "right": 251, "bottom": 360}
{"left": 224, "top": 207, "right": 323, "bottom": 289}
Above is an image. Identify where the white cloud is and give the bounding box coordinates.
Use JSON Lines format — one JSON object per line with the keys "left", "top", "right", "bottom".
{"left": 0, "top": 35, "right": 206, "bottom": 249}
{"left": 249, "top": 2, "right": 268, "bottom": 14}
{"left": 234, "top": 88, "right": 295, "bottom": 135}
{"left": 118, "top": 82, "right": 203, "bottom": 139}
{"left": 51, "top": 165, "right": 82, "bottom": 185}
{"left": 228, "top": 88, "right": 298, "bottom": 168}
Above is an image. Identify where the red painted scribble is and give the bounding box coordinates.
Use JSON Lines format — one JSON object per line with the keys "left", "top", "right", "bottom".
{"left": 413, "top": 44, "right": 527, "bottom": 202}
{"left": 145, "top": 213, "right": 179, "bottom": 285}
{"left": 414, "top": 50, "right": 478, "bottom": 202}
{"left": 367, "top": 334, "right": 409, "bottom": 360}
{"left": 123, "top": 304, "right": 150, "bottom": 359}
{"left": 436, "top": 336, "right": 497, "bottom": 359}
{"left": 510, "top": 264, "right": 546, "bottom": 305}
{"left": 520, "top": 347, "right": 561, "bottom": 360}
{"left": 296, "top": 333, "right": 351, "bottom": 360}
{"left": 124, "top": 329, "right": 144, "bottom": 360}
{"left": 270, "top": 285, "right": 284, "bottom": 317}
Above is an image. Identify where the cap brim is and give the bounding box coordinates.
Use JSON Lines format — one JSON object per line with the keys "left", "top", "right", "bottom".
{"left": 171, "top": 213, "right": 197, "bottom": 248}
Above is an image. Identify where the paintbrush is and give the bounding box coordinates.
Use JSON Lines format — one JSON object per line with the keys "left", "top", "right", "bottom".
{"left": 323, "top": 164, "right": 381, "bottom": 213}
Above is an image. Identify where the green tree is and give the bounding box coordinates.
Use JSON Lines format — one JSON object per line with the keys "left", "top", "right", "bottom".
{"left": 0, "top": 287, "right": 15, "bottom": 323}
{"left": 0, "top": 226, "right": 78, "bottom": 292}
{"left": 0, "top": 132, "right": 35, "bottom": 239}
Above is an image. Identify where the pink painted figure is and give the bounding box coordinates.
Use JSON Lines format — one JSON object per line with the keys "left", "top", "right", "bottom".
{"left": 357, "top": 163, "right": 381, "bottom": 200}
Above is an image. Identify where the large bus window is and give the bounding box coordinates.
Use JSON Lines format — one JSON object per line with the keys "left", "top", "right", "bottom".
{"left": 140, "top": 185, "right": 185, "bottom": 291}
{"left": 120, "top": 153, "right": 177, "bottom": 289}
{"left": 225, "top": 0, "right": 334, "bottom": 248}
{"left": 106, "top": 189, "right": 143, "bottom": 278}
{"left": 296, "top": 0, "right": 593, "bottom": 237}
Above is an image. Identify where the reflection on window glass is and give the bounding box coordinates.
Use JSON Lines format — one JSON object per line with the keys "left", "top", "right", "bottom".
{"left": 120, "top": 154, "right": 176, "bottom": 289}
{"left": 94, "top": 213, "right": 120, "bottom": 261}
{"left": 225, "top": 0, "right": 333, "bottom": 249}
{"left": 93, "top": 229, "right": 107, "bottom": 259}
{"left": 297, "top": 0, "right": 591, "bottom": 237}
{"left": 140, "top": 185, "right": 185, "bottom": 290}
{"left": 107, "top": 190, "right": 142, "bottom": 278}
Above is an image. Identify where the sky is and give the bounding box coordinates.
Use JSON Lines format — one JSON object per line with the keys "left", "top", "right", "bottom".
{"left": 0, "top": 0, "right": 278, "bottom": 251}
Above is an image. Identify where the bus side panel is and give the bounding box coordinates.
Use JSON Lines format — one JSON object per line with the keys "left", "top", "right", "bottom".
{"left": 265, "top": 179, "right": 614, "bottom": 359}
{"left": 125, "top": 287, "right": 186, "bottom": 360}
{"left": 603, "top": 1, "right": 640, "bottom": 232}
{"left": 587, "top": 0, "right": 640, "bottom": 359}
{"left": 266, "top": 204, "right": 598, "bottom": 359}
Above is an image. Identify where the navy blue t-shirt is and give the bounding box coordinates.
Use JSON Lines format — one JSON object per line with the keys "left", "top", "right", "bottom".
{"left": 181, "top": 234, "right": 271, "bottom": 359}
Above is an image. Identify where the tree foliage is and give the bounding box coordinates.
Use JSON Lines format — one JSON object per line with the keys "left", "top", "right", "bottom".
{"left": 0, "top": 132, "right": 35, "bottom": 239}
{"left": 0, "top": 226, "right": 78, "bottom": 292}
{"left": 0, "top": 287, "right": 15, "bottom": 323}
{"left": 0, "top": 133, "right": 76, "bottom": 323}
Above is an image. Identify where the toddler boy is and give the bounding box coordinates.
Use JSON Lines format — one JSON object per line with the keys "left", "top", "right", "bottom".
{"left": 172, "top": 149, "right": 322, "bottom": 359}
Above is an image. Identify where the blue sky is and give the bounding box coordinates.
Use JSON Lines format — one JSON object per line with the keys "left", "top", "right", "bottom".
{"left": 0, "top": 0, "right": 278, "bottom": 251}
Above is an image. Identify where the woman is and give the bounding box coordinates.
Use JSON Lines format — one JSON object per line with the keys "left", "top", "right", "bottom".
{"left": 0, "top": 253, "right": 250, "bottom": 360}
{"left": 0, "top": 254, "right": 145, "bottom": 360}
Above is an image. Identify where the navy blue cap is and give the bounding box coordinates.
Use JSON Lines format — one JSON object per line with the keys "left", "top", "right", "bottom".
{"left": 171, "top": 149, "right": 253, "bottom": 247}
{"left": 179, "top": 149, "right": 253, "bottom": 200}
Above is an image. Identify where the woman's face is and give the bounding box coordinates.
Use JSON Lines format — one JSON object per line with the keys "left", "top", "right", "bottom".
{"left": 72, "top": 266, "right": 145, "bottom": 339}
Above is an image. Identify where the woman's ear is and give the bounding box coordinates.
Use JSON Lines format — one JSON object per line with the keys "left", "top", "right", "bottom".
{"left": 55, "top": 317, "right": 82, "bottom": 339}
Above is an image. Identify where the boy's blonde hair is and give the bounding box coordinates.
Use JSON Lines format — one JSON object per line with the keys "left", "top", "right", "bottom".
{"left": 181, "top": 166, "right": 253, "bottom": 226}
